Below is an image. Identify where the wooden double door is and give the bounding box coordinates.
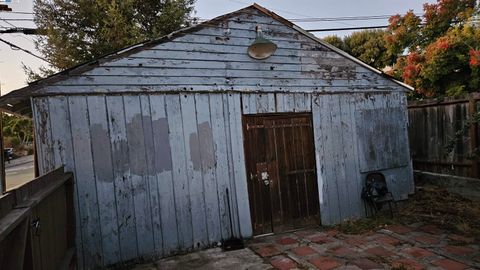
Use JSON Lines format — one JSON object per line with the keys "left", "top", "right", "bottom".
{"left": 243, "top": 113, "right": 320, "bottom": 235}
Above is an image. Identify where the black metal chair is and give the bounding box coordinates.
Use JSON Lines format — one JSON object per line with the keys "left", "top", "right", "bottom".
{"left": 361, "top": 172, "right": 396, "bottom": 217}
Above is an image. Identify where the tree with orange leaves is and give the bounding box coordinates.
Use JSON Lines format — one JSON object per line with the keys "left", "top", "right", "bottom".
{"left": 385, "top": 0, "right": 479, "bottom": 97}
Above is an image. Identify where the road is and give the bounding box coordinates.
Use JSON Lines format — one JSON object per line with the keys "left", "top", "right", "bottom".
{"left": 5, "top": 155, "right": 35, "bottom": 190}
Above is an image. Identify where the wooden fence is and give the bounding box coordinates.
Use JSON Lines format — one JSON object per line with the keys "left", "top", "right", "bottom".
{"left": 0, "top": 167, "right": 75, "bottom": 270}
{"left": 408, "top": 93, "right": 480, "bottom": 178}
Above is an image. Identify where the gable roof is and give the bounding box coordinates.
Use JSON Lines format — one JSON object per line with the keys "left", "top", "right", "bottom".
{"left": 0, "top": 3, "right": 413, "bottom": 116}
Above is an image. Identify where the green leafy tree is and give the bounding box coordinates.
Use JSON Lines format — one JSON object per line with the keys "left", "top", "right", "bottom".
{"left": 322, "top": 35, "right": 345, "bottom": 50}
{"left": 2, "top": 114, "right": 33, "bottom": 146}
{"left": 26, "top": 0, "right": 196, "bottom": 80}
{"left": 323, "top": 30, "right": 392, "bottom": 69}
{"left": 343, "top": 30, "right": 393, "bottom": 68}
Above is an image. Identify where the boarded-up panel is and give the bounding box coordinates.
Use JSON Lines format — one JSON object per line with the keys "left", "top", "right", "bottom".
{"left": 356, "top": 107, "right": 409, "bottom": 172}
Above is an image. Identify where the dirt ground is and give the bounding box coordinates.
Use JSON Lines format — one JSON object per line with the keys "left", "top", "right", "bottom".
{"left": 336, "top": 186, "right": 480, "bottom": 238}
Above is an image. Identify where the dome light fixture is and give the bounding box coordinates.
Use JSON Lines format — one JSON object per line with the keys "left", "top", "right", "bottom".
{"left": 247, "top": 26, "right": 277, "bottom": 60}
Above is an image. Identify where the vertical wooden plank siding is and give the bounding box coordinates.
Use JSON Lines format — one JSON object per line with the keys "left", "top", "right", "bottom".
{"left": 149, "top": 94, "right": 177, "bottom": 255}
{"left": 47, "top": 96, "right": 84, "bottom": 269}
{"left": 195, "top": 94, "right": 222, "bottom": 244}
{"left": 105, "top": 96, "right": 138, "bottom": 261}
{"left": 33, "top": 98, "right": 55, "bottom": 174}
{"left": 87, "top": 96, "right": 121, "bottom": 264}
{"left": 32, "top": 90, "right": 413, "bottom": 268}
{"left": 346, "top": 94, "right": 364, "bottom": 218}
{"left": 165, "top": 94, "right": 193, "bottom": 250}
{"left": 68, "top": 96, "right": 103, "bottom": 268}
{"left": 140, "top": 95, "right": 163, "bottom": 254}
{"left": 228, "top": 93, "right": 252, "bottom": 238}
{"left": 334, "top": 95, "right": 352, "bottom": 221}
{"left": 311, "top": 95, "right": 328, "bottom": 224}
{"left": 222, "top": 94, "right": 240, "bottom": 237}
{"left": 323, "top": 95, "right": 342, "bottom": 224}
{"left": 209, "top": 94, "right": 233, "bottom": 239}
{"left": 180, "top": 94, "right": 209, "bottom": 248}
{"left": 123, "top": 96, "right": 155, "bottom": 256}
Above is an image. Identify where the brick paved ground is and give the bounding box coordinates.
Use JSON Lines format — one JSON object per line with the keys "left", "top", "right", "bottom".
{"left": 133, "top": 223, "right": 479, "bottom": 269}
{"left": 249, "top": 223, "right": 480, "bottom": 270}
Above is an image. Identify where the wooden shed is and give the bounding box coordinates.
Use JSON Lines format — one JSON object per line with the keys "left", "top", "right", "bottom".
{"left": 0, "top": 4, "right": 414, "bottom": 268}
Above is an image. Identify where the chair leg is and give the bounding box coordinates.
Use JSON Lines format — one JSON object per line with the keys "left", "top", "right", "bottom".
{"left": 388, "top": 201, "right": 393, "bottom": 218}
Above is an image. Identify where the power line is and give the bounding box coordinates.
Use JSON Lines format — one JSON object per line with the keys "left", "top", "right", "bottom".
{"left": 307, "top": 25, "right": 389, "bottom": 32}
{"left": 289, "top": 13, "right": 424, "bottom": 22}
{"left": 226, "top": 0, "right": 318, "bottom": 19}
{"left": 0, "top": 38, "right": 51, "bottom": 64}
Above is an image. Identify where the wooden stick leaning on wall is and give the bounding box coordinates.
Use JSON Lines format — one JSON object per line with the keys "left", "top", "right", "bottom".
{"left": 468, "top": 96, "right": 479, "bottom": 178}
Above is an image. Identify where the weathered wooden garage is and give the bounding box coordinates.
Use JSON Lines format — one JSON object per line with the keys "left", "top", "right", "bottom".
{"left": 0, "top": 4, "right": 414, "bottom": 269}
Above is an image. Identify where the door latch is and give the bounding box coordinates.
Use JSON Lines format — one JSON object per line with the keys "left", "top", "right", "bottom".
{"left": 31, "top": 218, "right": 40, "bottom": 236}
{"left": 261, "top": 171, "right": 270, "bottom": 186}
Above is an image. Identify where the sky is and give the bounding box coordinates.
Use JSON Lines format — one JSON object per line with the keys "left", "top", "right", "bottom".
{"left": 0, "top": 0, "right": 435, "bottom": 95}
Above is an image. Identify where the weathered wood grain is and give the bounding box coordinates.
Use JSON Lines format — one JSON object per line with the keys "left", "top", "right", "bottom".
{"left": 165, "top": 94, "right": 193, "bottom": 250}
{"left": 195, "top": 94, "right": 221, "bottom": 244}
{"left": 46, "top": 96, "right": 84, "bottom": 268}
{"left": 68, "top": 96, "right": 103, "bottom": 268}
{"left": 123, "top": 95, "right": 155, "bottom": 256}
{"left": 24, "top": 4, "right": 416, "bottom": 268}
{"left": 209, "top": 94, "right": 232, "bottom": 239}
{"left": 408, "top": 98, "right": 474, "bottom": 177}
{"left": 33, "top": 98, "right": 55, "bottom": 174}
{"left": 149, "top": 94, "right": 177, "bottom": 255}
{"left": 87, "top": 95, "right": 121, "bottom": 264}
{"left": 105, "top": 96, "right": 138, "bottom": 261}
{"left": 140, "top": 95, "right": 163, "bottom": 254}
{"left": 180, "top": 94, "right": 209, "bottom": 249}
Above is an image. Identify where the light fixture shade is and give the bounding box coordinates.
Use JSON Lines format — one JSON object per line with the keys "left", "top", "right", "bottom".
{"left": 247, "top": 27, "right": 277, "bottom": 60}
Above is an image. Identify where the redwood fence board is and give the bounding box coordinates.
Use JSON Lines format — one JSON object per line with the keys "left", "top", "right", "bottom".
{"left": 408, "top": 93, "right": 480, "bottom": 178}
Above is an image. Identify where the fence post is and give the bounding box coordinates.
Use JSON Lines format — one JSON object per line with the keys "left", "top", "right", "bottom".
{"left": 468, "top": 95, "right": 479, "bottom": 178}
